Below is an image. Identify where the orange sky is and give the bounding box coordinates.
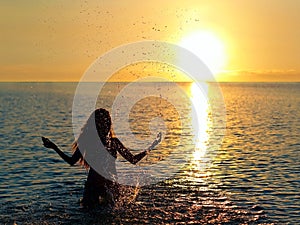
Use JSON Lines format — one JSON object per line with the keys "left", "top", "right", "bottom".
{"left": 0, "top": 0, "right": 299, "bottom": 82}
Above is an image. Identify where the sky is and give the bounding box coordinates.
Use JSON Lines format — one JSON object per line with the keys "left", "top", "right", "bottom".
{"left": 0, "top": 0, "right": 299, "bottom": 82}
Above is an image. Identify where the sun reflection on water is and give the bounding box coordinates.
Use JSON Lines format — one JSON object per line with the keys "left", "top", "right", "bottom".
{"left": 189, "top": 82, "right": 210, "bottom": 161}
{"left": 182, "top": 81, "right": 227, "bottom": 185}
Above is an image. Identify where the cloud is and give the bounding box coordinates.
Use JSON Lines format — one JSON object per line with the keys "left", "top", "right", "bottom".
{"left": 217, "top": 69, "right": 300, "bottom": 82}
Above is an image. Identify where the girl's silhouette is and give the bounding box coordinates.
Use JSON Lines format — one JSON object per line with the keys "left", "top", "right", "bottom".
{"left": 42, "top": 108, "right": 161, "bottom": 207}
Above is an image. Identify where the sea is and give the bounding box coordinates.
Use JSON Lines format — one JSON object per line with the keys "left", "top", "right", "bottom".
{"left": 0, "top": 82, "right": 299, "bottom": 224}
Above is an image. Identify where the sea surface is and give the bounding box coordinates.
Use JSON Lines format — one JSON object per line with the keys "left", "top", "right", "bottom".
{"left": 0, "top": 82, "right": 299, "bottom": 224}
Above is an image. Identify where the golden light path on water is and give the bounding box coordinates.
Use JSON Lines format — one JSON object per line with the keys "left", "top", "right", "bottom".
{"left": 189, "top": 82, "right": 211, "bottom": 164}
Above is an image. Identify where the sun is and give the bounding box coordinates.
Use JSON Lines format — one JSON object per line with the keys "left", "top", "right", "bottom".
{"left": 179, "top": 31, "right": 227, "bottom": 75}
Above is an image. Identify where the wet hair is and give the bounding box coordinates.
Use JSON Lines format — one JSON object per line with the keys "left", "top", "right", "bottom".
{"left": 71, "top": 108, "right": 112, "bottom": 168}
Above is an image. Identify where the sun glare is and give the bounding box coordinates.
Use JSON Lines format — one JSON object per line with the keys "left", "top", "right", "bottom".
{"left": 179, "top": 31, "right": 226, "bottom": 75}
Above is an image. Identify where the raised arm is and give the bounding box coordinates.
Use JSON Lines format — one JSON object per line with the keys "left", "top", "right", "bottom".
{"left": 114, "top": 138, "right": 147, "bottom": 165}
{"left": 115, "top": 132, "right": 162, "bottom": 165}
{"left": 42, "top": 137, "right": 81, "bottom": 166}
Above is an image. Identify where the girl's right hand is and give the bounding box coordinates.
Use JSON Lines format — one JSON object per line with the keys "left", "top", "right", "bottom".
{"left": 42, "top": 136, "right": 57, "bottom": 149}
{"left": 148, "top": 132, "right": 162, "bottom": 151}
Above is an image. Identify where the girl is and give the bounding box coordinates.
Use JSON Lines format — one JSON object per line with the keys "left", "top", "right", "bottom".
{"left": 42, "top": 108, "right": 161, "bottom": 207}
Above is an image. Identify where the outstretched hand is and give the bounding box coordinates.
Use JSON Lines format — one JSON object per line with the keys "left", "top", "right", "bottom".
{"left": 148, "top": 132, "right": 162, "bottom": 151}
{"left": 42, "top": 136, "right": 57, "bottom": 149}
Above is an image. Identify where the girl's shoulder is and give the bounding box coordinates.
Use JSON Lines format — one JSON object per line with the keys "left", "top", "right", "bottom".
{"left": 111, "top": 137, "right": 120, "bottom": 143}
{"left": 110, "top": 137, "right": 124, "bottom": 148}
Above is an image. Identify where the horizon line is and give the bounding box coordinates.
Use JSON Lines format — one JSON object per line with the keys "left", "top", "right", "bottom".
{"left": 0, "top": 80, "right": 299, "bottom": 83}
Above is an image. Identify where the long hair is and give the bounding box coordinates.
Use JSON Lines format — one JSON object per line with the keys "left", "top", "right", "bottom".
{"left": 71, "top": 108, "right": 112, "bottom": 168}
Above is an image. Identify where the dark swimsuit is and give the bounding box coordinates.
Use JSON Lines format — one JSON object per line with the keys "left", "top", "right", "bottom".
{"left": 82, "top": 168, "right": 119, "bottom": 207}
{"left": 79, "top": 137, "right": 147, "bottom": 207}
